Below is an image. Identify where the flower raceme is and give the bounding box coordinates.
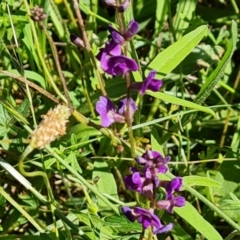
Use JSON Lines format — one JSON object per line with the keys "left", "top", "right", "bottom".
{"left": 122, "top": 149, "right": 185, "bottom": 235}
{"left": 96, "top": 20, "right": 139, "bottom": 76}
{"left": 96, "top": 96, "right": 137, "bottom": 127}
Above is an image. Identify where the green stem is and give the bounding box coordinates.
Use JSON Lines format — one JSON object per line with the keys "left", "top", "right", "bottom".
{"left": 46, "top": 146, "right": 120, "bottom": 215}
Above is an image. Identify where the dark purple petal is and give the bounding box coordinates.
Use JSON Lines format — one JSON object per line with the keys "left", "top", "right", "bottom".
{"left": 124, "top": 20, "right": 139, "bottom": 39}
{"left": 124, "top": 171, "right": 143, "bottom": 192}
{"left": 174, "top": 196, "right": 185, "bottom": 207}
{"left": 105, "top": 55, "right": 138, "bottom": 76}
{"left": 108, "top": 25, "right": 125, "bottom": 45}
{"left": 96, "top": 96, "right": 125, "bottom": 127}
{"left": 121, "top": 206, "right": 136, "bottom": 222}
{"left": 131, "top": 70, "right": 163, "bottom": 95}
{"left": 153, "top": 223, "right": 174, "bottom": 234}
{"left": 118, "top": 97, "right": 137, "bottom": 121}
{"left": 147, "top": 79, "right": 163, "bottom": 92}
{"left": 134, "top": 207, "right": 161, "bottom": 230}
{"left": 161, "top": 177, "right": 183, "bottom": 200}
{"left": 97, "top": 41, "right": 121, "bottom": 62}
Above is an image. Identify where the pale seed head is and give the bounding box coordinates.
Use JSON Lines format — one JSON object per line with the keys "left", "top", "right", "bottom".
{"left": 30, "top": 105, "right": 71, "bottom": 149}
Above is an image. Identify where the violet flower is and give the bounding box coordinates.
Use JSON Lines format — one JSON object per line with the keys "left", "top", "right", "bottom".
{"left": 156, "top": 196, "right": 186, "bottom": 213}
{"left": 96, "top": 96, "right": 125, "bottom": 127}
{"left": 131, "top": 70, "right": 163, "bottom": 95}
{"left": 118, "top": 97, "right": 137, "bottom": 122}
{"left": 122, "top": 206, "right": 173, "bottom": 234}
{"left": 160, "top": 177, "right": 183, "bottom": 200}
{"left": 108, "top": 19, "right": 139, "bottom": 45}
{"left": 102, "top": 55, "right": 138, "bottom": 76}
{"left": 136, "top": 149, "right": 170, "bottom": 174}
{"left": 124, "top": 167, "right": 154, "bottom": 199}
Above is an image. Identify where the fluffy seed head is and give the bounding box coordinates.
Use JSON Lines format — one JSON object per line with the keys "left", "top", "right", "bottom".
{"left": 30, "top": 105, "right": 71, "bottom": 149}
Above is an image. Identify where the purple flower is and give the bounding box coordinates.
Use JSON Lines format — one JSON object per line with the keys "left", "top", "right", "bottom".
{"left": 122, "top": 206, "right": 173, "bottom": 234}
{"left": 108, "top": 20, "right": 139, "bottom": 45}
{"left": 124, "top": 167, "right": 154, "bottom": 199}
{"left": 97, "top": 41, "right": 121, "bottom": 60}
{"left": 136, "top": 150, "right": 170, "bottom": 174}
{"left": 156, "top": 196, "right": 185, "bottom": 213}
{"left": 101, "top": 0, "right": 130, "bottom": 12}
{"left": 102, "top": 55, "right": 138, "bottom": 76}
{"left": 131, "top": 70, "right": 163, "bottom": 95}
{"left": 96, "top": 96, "right": 125, "bottom": 127}
{"left": 70, "top": 34, "right": 84, "bottom": 47}
{"left": 161, "top": 177, "right": 183, "bottom": 200}
{"left": 118, "top": 98, "right": 137, "bottom": 122}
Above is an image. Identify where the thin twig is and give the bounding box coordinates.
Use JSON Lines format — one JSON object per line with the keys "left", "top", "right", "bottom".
{"left": 0, "top": 70, "right": 60, "bottom": 103}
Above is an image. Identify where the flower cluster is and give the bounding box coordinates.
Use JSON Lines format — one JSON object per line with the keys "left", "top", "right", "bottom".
{"left": 96, "top": 96, "right": 137, "bottom": 127}
{"left": 96, "top": 20, "right": 139, "bottom": 76}
{"left": 122, "top": 150, "right": 185, "bottom": 235}
{"left": 93, "top": 6, "right": 185, "bottom": 237}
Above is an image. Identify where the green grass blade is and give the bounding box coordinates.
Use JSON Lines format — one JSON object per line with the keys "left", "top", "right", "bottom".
{"left": 147, "top": 25, "right": 208, "bottom": 78}
{"left": 159, "top": 20, "right": 237, "bottom": 144}
{"left": 148, "top": 91, "right": 216, "bottom": 118}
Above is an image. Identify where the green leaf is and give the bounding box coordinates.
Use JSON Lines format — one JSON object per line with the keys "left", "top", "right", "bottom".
{"left": 147, "top": 91, "right": 216, "bottom": 118}
{"left": 159, "top": 20, "right": 237, "bottom": 144}
{"left": 147, "top": 25, "right": 208, "bottom": 78}
{"left": 175, "top": 202, "right": 223, "bottom": 240}
{"left": 92, "top": 160, "right": 118, "bottom": 209}
{"left": 195, "top": 20, "right": 237, "bottom": 104}
{"left": 183, "top": 176, "right": 222, "bottom": 188}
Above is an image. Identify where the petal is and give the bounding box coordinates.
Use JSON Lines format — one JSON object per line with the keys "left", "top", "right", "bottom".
{"left": 96, "top": 97, "right": 117, "bottom": 127}
{"left": 174, "top": 196, "right": 185, "bottom": 207}
{"left": 124, "top": 20, "right": 139, "bottom": 39}
{"left": 147, "top": 79, "right": 163, "bottom": 92}
{"left": 108, "top": 25, "right": 125, "bottom": 45}
{"left": 121, "top": 206, "right": 136, "bottom": 222}
{"left": 118, "top": 98, "right": 137, "bottom": 120}
{"left": 135, "top": 156, "right": 147, "bottom": 165}
{"left": 106, "top": 55, "right": 138, "bottom": 76}
{"left": 153, "top": 223, "right": 173, "bottom": 234}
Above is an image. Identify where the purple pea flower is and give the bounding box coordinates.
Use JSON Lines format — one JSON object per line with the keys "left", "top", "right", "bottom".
{"left": 136, "top": 149, "right": 170, "bottom": 174}
{"left": 97, "top": 41, "right": 121, "bottom": 60}
{"left": 156, "top": 196, "right": 186, "bottom": 213}
{"left": 96, "top": 96, "right": 125, "bottom": 127}
{"left": 118, "top": 97, "right": 137, "bottom": 122}
{"left": 108, "top": 20, "right": 139, "bottom": 45}
{"left": 122, "top": 206, "right": 173, "bottom": 234}
{"left": 160, "top": 177, "right": 183, "bottom": 200}
{"left": 124, "top": 167, "right": 154, "bottom": 199}
{"left": 102, "top": 55, "right": 138, "bottom": 76}
{"left": 131, "top": 70, "right": 163, "bottom": 95}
